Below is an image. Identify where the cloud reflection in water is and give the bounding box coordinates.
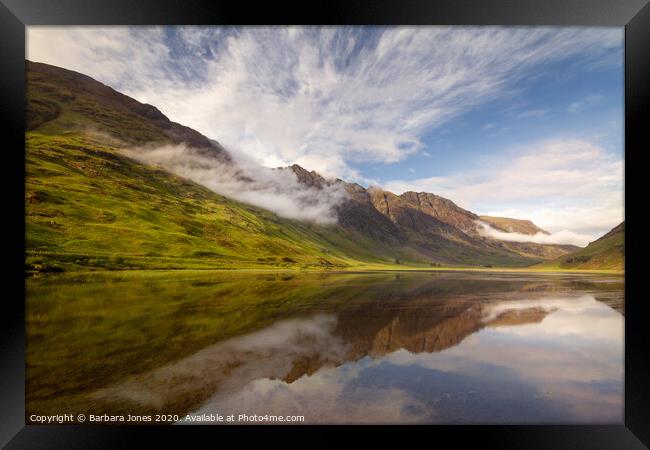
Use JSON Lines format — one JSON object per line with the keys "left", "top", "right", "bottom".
{"left": 87, "top": 274, "right": 623, "bottom": 424}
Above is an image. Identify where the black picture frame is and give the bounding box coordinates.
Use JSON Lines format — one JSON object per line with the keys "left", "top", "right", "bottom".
{"left": 1, "top": 0, "right": 648, "bottom": 447}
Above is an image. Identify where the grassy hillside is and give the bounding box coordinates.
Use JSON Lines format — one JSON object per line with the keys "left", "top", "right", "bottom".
{"left": 26, "top": 131, "right": 417, "bottom": 273}
{"left": 537, "top": 222, "right": 624, "bottom": 271}
{"left": 25, "top": 61, "right": 415, "bottom": 272}
{"left": 26, "top": 131, "right": 538, "bottom": 272}
{"left": 26, "top": 60, "right": 226, "bottom": 154}
{"left": 24, "top": 61, "right": 553, "bottom": 272}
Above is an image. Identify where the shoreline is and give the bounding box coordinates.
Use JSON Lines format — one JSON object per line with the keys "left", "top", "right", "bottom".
{"left": 26, "top": 265, "right": 625, "bottom": 279}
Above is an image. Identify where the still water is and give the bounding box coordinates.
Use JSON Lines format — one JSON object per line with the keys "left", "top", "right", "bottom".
{"left": 26, "top": 270, "right": 624, "bottom": 424}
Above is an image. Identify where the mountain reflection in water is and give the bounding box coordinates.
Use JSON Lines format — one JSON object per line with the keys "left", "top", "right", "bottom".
{"left": 26, "top": 271, "right": 624, "bottom": 424}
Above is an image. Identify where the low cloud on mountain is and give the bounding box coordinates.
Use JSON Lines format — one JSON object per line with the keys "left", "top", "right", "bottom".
{"left": 385, "top": 139, "right": 623, "bottom": 239}
{"left": 476, "top": 221, "right": 592, "bottom": 247}
{"left": 124, "top": 144, "right": 348, "bottom": 225}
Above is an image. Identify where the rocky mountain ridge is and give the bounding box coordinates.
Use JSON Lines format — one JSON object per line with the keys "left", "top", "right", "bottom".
{"left": 284, "top": 165, "right": 579, "bottom": 262}
{"left": 26, "top": 60, "right": 582, "bottom": 270}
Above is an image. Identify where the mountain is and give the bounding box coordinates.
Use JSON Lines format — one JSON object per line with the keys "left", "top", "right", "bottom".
{"left": 538, "top": 222, "right": 624, "bottom": 270}
{"left": 26, "top": 62, "right": 400, "bottom": 272}
{"left": 27, "top": 60, "right": 230, "bottom": 163}
{"left": 398, "top": 191, "right": 480, "bottom": 234}
{"left": 479, "top": 216, "right": 549, "bottom": 235}
{"left": 281, "top": 164, "right": 577, "bottom": 263}
{"left": 364, "top": 188, "right": 577, "bottom": 260}
{"left": 25, "top": 61, "right": 579, "bottom": 272}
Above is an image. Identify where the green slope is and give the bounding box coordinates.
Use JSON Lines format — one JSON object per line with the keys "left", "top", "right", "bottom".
{"left": 25, "top": 60, "right": 539, "bottom": 272}
{"left": 537, "top": 222, "right": 624, "bottom": 271}
{"left": 26, "top": 60, "right": 223, "bottom": 152}
{"left": 26, "top": 131, "right": 412, "bottom": 272}
{"left": 25, "top": 60, "right": 411, "bottom": 272}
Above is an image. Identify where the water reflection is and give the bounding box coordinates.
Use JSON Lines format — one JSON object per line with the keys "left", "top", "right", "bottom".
{"left": 26, "top": 271, "right": 624, "bottom": 424}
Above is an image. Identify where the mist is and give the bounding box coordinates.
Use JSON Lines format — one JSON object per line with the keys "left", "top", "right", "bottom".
{"left": 475, "top": 221, "right": 592, "bottom": 247}
{"left": 123, "top": 144, "right": 349, "bottom": 225}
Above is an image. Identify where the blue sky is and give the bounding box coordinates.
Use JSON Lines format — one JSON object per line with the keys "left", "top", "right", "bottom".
{"left": 27, "top": 26, "right": 624, "bottom": 241}
{"left": 369, "top": 60, "right": 623, "bottom": 180}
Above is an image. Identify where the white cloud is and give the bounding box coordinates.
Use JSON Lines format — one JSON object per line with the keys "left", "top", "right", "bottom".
{"left": 568, "top": 94, "right": 604, "bottom": 113}
{"left": 123, "top": 144, "right": 348, "bottom": 225}
{"left": 193, "top": 363, "right": 432, "bottom": 424}
{"left": 93, "top": 313, "right": 433, "bottom": 423}
{"left": 385, "top": 294, "right": 623, "bottom": 422}
{"left": 27, "top": 26, "right": 622, "bottom": 181}
{"left": 483, "top": 197, "right": 624, "bottom": 240}
{"left": 476, "top": 221, "right": 594, "bottom": 247}
{"left": 384, "top": 138, "right": 623, "bottom": 237}
{"left": 26, "top": 27, "right": 623, "bottom": 237}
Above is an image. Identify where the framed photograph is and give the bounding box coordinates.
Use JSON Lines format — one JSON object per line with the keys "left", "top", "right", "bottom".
{"left": 1, "top": 0, "right": 648, "bottom": 447}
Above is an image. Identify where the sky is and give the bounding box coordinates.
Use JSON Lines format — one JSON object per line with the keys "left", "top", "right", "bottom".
{"left": 26, "top": 26, "right": 624, "bottom": 242}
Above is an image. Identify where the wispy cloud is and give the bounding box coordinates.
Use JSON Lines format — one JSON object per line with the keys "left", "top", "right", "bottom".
{"left": 27, "top": 26, "right": 622, "bottom": 181}
{"left": 568, "top": 94, "right": 604, "bottom": 113}
{"left": 26, "top": 27, "right": 623, "bottom": 237}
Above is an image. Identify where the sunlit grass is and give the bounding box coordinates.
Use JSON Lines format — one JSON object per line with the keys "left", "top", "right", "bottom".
{"left": 25, "top": 132, "right": 400, "bottom": 272}
{"left": 26, "top": 131, "right": 544, "bottom": 273}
